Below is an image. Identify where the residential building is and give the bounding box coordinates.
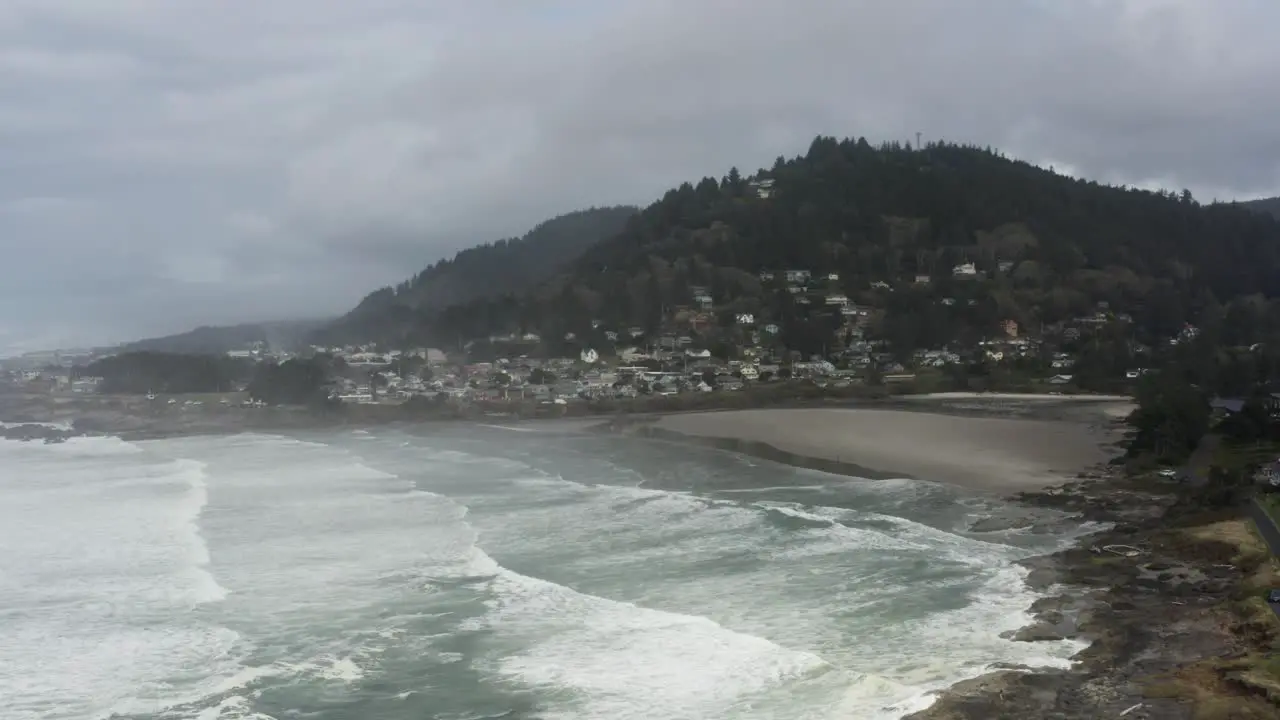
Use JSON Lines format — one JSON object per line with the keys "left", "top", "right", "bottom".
{"left": 749, "top": 178, "right": 776, "bottom": 198}
{"left": 952, "top": 262, "right": 978, "bottom": 277}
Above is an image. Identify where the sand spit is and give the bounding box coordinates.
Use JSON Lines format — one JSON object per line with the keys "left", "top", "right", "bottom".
{"left": 651, "top": 407, "right": 1119, "bottom": 492}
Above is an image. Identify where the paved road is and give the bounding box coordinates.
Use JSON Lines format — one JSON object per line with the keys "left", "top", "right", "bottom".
{"left": 1182, "top": 433, "right": 1220, "bottom": 487}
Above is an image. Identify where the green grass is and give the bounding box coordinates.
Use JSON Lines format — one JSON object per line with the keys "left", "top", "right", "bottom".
{"left": 1215, "top": 440, "right": 1280, "bottom": 472}
{"left": 1261, "top": 495, "right": 1280, "bottom": 535}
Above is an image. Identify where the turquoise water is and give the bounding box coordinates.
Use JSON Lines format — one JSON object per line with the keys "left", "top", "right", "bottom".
{"left": 0, "top": 425, "right": 1091, "bottom": 720}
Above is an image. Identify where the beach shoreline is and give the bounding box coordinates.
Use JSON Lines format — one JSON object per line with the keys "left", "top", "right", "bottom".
{"left": 608, "top": 396, "right": 1131, "bottom": 495}
{"left": 13, "top": 391, "right": 1272, "bottom": 717}
{"left": 593, "top": 398, "right": 1279, "bottom": 719}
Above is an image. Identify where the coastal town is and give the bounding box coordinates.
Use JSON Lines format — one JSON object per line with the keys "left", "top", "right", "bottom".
{"left": 1, "top": 263, "right": 1177, "bottom": 412}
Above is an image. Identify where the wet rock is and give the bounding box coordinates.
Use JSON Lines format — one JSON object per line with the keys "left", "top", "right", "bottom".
{"left": 968, "top": 516, "right": 1034, "bottom": 532}
{"left": 0, "top": 423, "right": 72, "bottom": 443}
{"left": 1012, "top": 624, "right": 1067, "bottom": 642}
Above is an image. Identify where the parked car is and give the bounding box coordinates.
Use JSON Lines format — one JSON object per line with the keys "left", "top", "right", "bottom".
{"left": 1266, "top": 590, "right": 1280, "bottom": 604}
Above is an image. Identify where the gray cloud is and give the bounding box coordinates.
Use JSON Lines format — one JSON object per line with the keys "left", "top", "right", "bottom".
{"left": 1, "top": 0, "right": 1277, "bottom": 354}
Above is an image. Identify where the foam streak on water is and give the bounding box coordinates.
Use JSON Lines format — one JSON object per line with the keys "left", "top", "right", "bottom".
{"left": 0, "top": 427, "right": 1091, "bottom": 720}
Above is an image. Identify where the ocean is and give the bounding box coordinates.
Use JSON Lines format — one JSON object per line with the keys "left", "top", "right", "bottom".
{"left": 0, "top": 423, "right": 1094, "bottom": 720}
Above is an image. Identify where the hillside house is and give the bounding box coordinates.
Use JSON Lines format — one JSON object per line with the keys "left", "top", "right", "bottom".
{"left": 693, "top": 293, "right": 713, "bottom": 309}
{"left": 785, "top": 269, "right": 811, "bottom": 284}
{"left": 749, "top": 178, "right": 776, "bottom": 198}
{"left": 953, "top": 262, "right": 978, "bottom": 277}
{"left": 736, "top": 313, "right": 755, "bottom": 325}
{"left": 759, "top": 271, "right": 775, "bottom": 281}
{"left": 870, "top": 280, "right": 892, "bottom": 290}
{"left": 914, "top": 274, "right": 931, "bottom": 285}
{"left": 825, "top": 294, "right": 849, "bottom": 307}
{"left": 1002, "top": 319, "right": 1019, "bottom": 338}
{"left": 826, "top": 272, "right": 840, "bottom": 282}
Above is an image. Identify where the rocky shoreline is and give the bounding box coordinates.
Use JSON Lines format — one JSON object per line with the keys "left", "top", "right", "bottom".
{"left": 909, "top": 469, "right": 1280, "bottom": 720}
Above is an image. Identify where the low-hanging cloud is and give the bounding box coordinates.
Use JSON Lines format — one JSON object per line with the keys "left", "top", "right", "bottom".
{"left": 1, "top": 0, "right": 1277, "bottom": 353}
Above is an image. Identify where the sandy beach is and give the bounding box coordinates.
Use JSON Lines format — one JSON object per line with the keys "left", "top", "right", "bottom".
{"left": 651, "top": 404, "right": 1124, "bottom": 492}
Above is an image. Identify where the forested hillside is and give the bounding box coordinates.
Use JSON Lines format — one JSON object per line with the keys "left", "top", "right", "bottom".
{"left": 1243, "top": 196, "right": 1280, "bottom": 219}
{"left": 122, "top": 320, "right": 324, "bottom": 354}
{"left": 420, "top": 138, "right": 1280, "bottom": 359}
{"left": 316, "top": 206, "right": 636, "bottom": 344}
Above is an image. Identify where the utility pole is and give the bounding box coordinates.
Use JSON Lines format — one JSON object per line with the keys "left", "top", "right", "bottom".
{"left": 916, "top": 132, "right": 922, "bottom": 150}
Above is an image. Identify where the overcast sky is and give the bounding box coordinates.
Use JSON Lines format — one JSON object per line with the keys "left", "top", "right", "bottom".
{"left": 1, "top": 0, "right": 1277, "bottom": 354}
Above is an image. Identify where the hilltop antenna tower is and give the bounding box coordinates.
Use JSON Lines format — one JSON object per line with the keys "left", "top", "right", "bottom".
{"left": 915, "top": 132, "right": 922, "bottom": 150}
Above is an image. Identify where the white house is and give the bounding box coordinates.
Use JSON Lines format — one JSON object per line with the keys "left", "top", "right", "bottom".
{"left": 346, "top": 352, "right": 391, "bottom": 367}
{"left": 580, "top": 348, "right": 599, "bottom": 364}
{"left": 693, "top": 293, "right": 713, "bottom": 309}
{"left": 763, "top": 323, "right": 780, "bottom": 334}
{"left": 952, "top": 262, "right": 978, "bottom": 276}
{"left": 759, "top": 271, "right": 775, "bottom": 281}
{"left": 736, "top": 313, "right": 755, "bottom": 325}
{"left": 870, "top": 280, "right": 892, "bottom": 290}
{"left": 825, "top": 294, "right": 849, "bottom": 307}
{"left": 749, "top": 178, "right": 776, "bottom": 198}
{"left": 784, "top": 269, "right": 811, "bottom": 284}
